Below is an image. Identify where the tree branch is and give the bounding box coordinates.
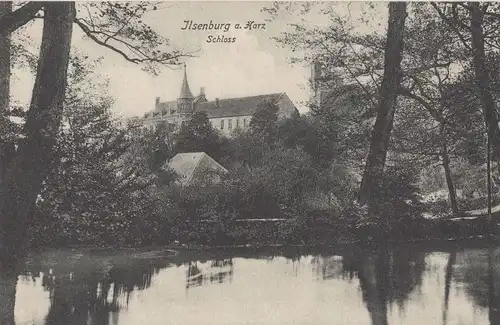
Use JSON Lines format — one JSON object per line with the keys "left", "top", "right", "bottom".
{"left": 403, "top": 61, "right": 452, "bottom": 76}
{"left": 431, "top": 2, "right": 472, "bottom": 51}
{"left": 398, "top": 87, "right": 444, "bottom": 121}
{"left": 74, "top": 18, "right": 194, "bottom": 65}
{"left": 0, "top": 1, "right": 43, "bottom": 36}
{"left": 75, "top": 18, "right": 146, "bottom": 64}
{"left": 397, "top": 86, "right": 470, "bottom": 138}
{"left": 483, "top": 9, "right": 500, "bottom": 20}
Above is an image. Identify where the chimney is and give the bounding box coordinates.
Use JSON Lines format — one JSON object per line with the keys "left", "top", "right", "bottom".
{"left": 155, "top": 97, "right": 160, "bottom": 107}
{"left": 200, "top": 87, "right": 205, "bottom": 96}
{"left": 215, "top": 98, "right": 219, "bottom": 107}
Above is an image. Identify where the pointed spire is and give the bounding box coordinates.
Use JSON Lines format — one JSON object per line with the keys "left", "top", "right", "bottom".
{"left": 179, "top": 62, "right": 194, "bottom": 99}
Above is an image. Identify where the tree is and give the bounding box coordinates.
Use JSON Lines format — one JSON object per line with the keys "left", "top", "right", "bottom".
{"left": 0, "top": 2, "right": 191, "bottom": 260}
{"left": 469, "top": 2, "right": 499, "bottom": 225}
{"left": 358, "top": 2, "right": 408, "bottom": 208}
{"left": 249, "top": 101, "right": 280, "bottom": 144}
{"left": 34, "top": 95, "right": 174, "bottom": 246}
{"left": 0, "top": 2, "right": 75, "bottom": 260}
{"left": 0, "top": 2, "right": 10, "bottom": 115}
{"left": 173, "top": 112, "right": 226, "bottom": 161}
{"left": 225, "top": 101, "right": 281, "bottom": 167}
{"left": 278, "top": 113, "right": 340, "bottom": 167}
{"left": 0, "top": 2, "right": 12, "bottom": 192}
{"left": 267, "top": 2, "right": 458, "bottom": 200}
{"left": 431, "top": 2, "right": 500, "bottom": 227}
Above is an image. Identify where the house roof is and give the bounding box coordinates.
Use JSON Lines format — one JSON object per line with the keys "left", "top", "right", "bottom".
{"left": 166, "top": 152, "right": 228, "bottom": 184}
{"left": 195, "top": 93, "right": 285, "bottom": 118}
{"left": 148, "top": 92, "right": 292, "bottom": 120}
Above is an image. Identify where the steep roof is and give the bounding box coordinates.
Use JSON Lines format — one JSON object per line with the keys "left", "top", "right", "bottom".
{"left": 147, "top": 92, "right": 297, "bottom": 120}
{"left": 179, "top": 64, "right": 194, "bottom": 99}
{"left": 196, "top": 93, "right": 284, "bottom": 118}
{"left": 166, "top": 152, "right": 228, "bottom": 185}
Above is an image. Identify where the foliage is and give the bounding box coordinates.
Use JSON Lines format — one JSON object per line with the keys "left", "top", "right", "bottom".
{"left": 355, "top": 164, "right": 425, "bottom": 240}
{"left": 31, "top": 98, "right": 167, "bottom": 246}
{"left": 173, "top": 112, "right": 228, "bottom": 162}
{"left": 74, "top": 2, "right": 193, "bottom": 73}
{"left": 249, "top": 101, "right": 280, "bottom": 144}
{"left": 159, "top": 101, "right": 361, "bottom": 245}
{"left": 27, "top": 56, "right": 178, "bottom": 247}
{"left": 15, "top": 1, "right": 500, "bottom": 249}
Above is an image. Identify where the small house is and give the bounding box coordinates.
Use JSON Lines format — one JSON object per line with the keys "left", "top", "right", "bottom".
{"left": 165, "top": 152, "right": 228, "bottom": 186}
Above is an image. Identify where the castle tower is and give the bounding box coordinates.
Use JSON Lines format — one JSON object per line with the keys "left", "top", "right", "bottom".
{"left": 178, "top": 63, "right": 194, "bottom": 114}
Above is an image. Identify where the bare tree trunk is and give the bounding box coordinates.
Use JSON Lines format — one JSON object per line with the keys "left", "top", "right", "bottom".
{"left": 0, "top": 1, "right": 10, "bottom": 113}
{"left": 469, "top": 2, "right": 499, "bottom": 232}
{"left": 469, "top": 3, "right": 500, "bottom": 162}
{"left": 0, "top": 2, "right": 12, "bottom": 186}
{"left": 442, "top": 147, "right": 458, "bottom": 216}
{"left": 0, "top": 1, "right": 16, "bottom": 297}
{"left": 0, "top": 2, "right": 75, "bottom": 260}
{"left": 488, "top": 130, "right": 493, "bottom": 224}
{"left": 440, "top": 124, "right": 459, "bottom": 216}
{"left": 358, "top": 2, "right": 407, "bottom": 207}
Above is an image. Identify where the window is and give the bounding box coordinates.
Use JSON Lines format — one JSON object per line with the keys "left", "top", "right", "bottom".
{"left": 220, "top": 119, "right": 224, "bottom": 129}
{"left": 228, "top": 119, "right": 232, "bottom": 129}
{"left": 243, "top": 119, "right": 247, "bottom": 127}
{"left": 236, "top": 119, "right": 240, "bottom": 128}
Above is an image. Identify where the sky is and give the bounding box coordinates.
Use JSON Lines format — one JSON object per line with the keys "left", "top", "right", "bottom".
{"left": 10, "top": 1, "right": 388, "bottom": 118}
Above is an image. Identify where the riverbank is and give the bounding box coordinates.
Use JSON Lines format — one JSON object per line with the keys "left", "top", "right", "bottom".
{"left": 25, "top": 235, "right": 500, "bottom": 268}
{"left": 40, "top": 225, "right": 497, "bottom": 258}
{"left": 26, "top": 205, "right": 500, "bottom": 253}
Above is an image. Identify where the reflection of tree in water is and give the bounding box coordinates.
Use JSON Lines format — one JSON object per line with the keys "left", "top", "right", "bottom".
{"left": 311, "top": 255, "right": 346, "bottom": 281}
{"left": 453, "top": 247, "right": 500, "bottom": 325}
{"left": 339, "top": 246, "right": 426, "bottom": 325}
{"left": 0, "top": 264, "right": 17, "bottom": 325}
{"left": 21, "top": 255, "right": 174, "bottom": 325}
{"left": 186, "top": 259, "right": 234, "bottom": 289}
{"left": 309, "top": 245, "right": 426, "bottom": 325}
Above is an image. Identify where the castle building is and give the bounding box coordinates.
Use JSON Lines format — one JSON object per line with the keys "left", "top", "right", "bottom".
{"left": 142, "top": 64, "right": 299, "bottom": 135}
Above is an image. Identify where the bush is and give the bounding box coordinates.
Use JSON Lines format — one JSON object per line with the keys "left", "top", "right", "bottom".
{"left": 354, "top": 165, "right": 426, "bottom": 241}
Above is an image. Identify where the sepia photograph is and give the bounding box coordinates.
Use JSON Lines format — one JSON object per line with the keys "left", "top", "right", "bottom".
{"left": 1, "top": 1, "right": 500, "bottom": 324}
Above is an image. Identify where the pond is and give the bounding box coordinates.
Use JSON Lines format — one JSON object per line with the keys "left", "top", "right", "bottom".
{"left": 2, "top": 243, "right": 500, "bottom": 325}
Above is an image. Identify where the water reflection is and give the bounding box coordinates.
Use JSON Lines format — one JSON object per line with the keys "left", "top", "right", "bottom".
{"left": 0, "top": 265, "right": 17, "bottom": 325}
{"left": 16, "top": 250, "right": 176, "bottom": 325}
{"left": 310, "top": 247, "right": 426, "bottom": 325}
{"left": 453, "top": 246, "right": 500, "bottom": 324}
{"left": 4, "top": 245, "right": 500, "bottom": 324}
{"left": 186, "top": 259, "right": 234, "bottom": 289}
{"left": 442, "top": 250, "right": 456, "bottom": 325}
